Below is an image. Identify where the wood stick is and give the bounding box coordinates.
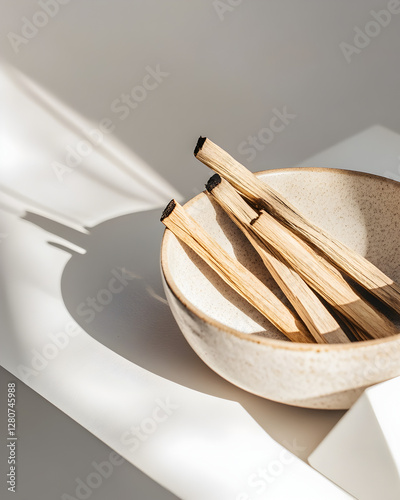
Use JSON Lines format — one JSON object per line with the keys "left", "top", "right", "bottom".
{"left": 206, "top": 175, "right": 351, "bottom": 344}
{"left": 291, "top": 234, "right": 370, "bottom": 341}
{"left": 301, "top": 243, "right": 370, "bottom": 341}
{"left": 161, "top": 200, "right": 314, "bottom": 343}
{"left": 194, "top": 137, "right": 400, "bottom": 314}
{"left": 338, "top": 314, "right": 370, "bottom": 342}
{"left": 250, "top": 209, "right": 398, "bottom": 339}
{"left": 204, "top": 175, "right": 397, "bottom": 339}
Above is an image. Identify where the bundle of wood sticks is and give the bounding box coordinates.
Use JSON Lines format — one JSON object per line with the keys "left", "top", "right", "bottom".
{"left": 161, "top": 137, "right": 400, "bottom": 344}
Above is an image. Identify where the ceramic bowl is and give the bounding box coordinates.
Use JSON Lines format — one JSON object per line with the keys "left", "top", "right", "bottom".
{"left": 160, "top": 168, "right": 400, "bottom": 409}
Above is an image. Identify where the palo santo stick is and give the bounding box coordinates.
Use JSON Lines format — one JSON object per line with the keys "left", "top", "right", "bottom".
{"left": 305, "top": 246, "right": 370, "bottom": 341}
{"left": 204, "top": 175, "right": 397, "bottom": 339}
{"left": 338, "top": 314, "right": 370, "bottom": 342}
{"left": 206, "top": 175, "right": 350, "bottom": 344}
{"left": 161, "top": 200, "right": 314, "bottom": 343}
{"left": 250, "top": 210, "right": 398, "bottom": 339}
{"left": 194, "top": 137, "right": 400, "bottom": 314}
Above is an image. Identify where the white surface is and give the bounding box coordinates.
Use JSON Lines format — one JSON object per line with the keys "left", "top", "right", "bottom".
{"left": 309, "top": 377, "right": 400, "bottom": 500}
{"left": 1, "top": 1, "right": 400, "bottom": 498}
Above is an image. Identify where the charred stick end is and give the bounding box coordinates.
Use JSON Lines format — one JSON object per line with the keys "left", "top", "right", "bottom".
{"left": 194, "top": 136, "right": 207, "bottom": 157}
{"left": 161, "top": 199, "right": 177, "bottom": 222}
{"left": 205, "top": 174, "right": 222, "bottom": 193}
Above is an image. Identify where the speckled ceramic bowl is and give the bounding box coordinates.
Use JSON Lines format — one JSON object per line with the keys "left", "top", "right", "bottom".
{"left": 161, "top": 168, "right": 400, "bottom": 409}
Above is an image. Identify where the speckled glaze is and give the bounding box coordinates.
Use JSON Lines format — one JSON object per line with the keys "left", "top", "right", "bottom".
{"left": 161, "top": 168, "right": 400, "bottom": 409}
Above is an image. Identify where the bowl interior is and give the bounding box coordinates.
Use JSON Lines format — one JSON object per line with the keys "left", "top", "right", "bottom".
{"left": 162, "top": 168, "right": 400, "bottom": 345}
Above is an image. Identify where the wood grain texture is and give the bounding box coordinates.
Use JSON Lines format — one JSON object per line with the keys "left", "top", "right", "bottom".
{"left": 195, "top": 138, "right": 400, "bottom": 314}
{"left": 207, "top": 176, "right": 351, "bottom": 344}
{"left": 250, "top": 210, "right": 398, "bottom": 339}
{"left": 161, "top": 200, "right": 314, "bottom": 343}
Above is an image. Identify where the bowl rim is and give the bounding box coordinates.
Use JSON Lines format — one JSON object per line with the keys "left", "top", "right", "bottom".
{"left": 161, "top": 166, "right": 400, "bottom": 352}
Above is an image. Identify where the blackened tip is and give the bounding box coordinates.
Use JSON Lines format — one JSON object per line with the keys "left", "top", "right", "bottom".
{"left": 205, "top": 174, "right": 222, "bottom": 193}
{"left": 161, "top": 200, "right": 176, "bottom": 221}
{"left": 194, "top": 136, "right": 207, "bottom": 156}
